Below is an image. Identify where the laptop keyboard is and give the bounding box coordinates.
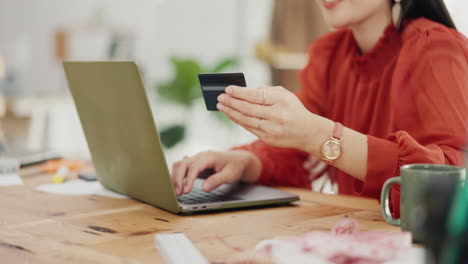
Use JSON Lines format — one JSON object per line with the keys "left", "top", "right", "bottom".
{"left": 177, "top": 188, "right": 241, "bottom": 205}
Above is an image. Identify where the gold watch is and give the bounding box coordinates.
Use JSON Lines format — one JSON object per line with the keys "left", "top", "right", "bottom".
{"left": 321, "top": 122, "right": 344, "bottom": 165}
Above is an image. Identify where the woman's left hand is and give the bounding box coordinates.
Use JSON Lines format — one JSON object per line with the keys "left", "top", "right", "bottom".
{"left": 217, "top": 85, "right": 331, "bottom": 152}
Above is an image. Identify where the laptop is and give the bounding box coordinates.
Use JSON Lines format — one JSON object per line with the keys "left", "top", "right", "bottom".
{"left": 63, "top": 61, "right": 299, "bottom": 214}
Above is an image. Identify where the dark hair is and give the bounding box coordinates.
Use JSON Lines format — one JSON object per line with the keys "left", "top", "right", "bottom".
{"left": 399, "top": 0, "right": 457, "bottom": 30}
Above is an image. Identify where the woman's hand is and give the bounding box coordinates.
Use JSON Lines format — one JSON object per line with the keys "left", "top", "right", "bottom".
{"left": 171, "top": 150, "right": 262, "bottom": 196}
{"left": 217, "top": 86, "right": 332, "bottom": 153}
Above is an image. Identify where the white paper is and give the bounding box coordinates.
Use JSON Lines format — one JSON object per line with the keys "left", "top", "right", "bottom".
{"left": 155, "top": 233, "right": 209, "bottom": 264}
{"left": 36, "top": 179, "right": 127, "bottom": 199}
{"left": 0, "top": 173, "right": 24, "bottom": 186}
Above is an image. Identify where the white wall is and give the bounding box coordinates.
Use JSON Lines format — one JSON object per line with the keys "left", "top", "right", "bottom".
{"left": 151, "top": 0, "right": 273, "bottom": 88}
{"left": 0, "top": 0, "right": 160, "bottom": 94}
{"left": 0, "top": 0, "right": 273, "bottom": 95}
{"left": 446, "top": 0, "right": 468, "bottom": 36}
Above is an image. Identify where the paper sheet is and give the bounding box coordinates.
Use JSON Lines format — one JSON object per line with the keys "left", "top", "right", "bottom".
{"left": 36, "top": 179, "right": 128, "bottom": 199}
{"left": 0, "top": 173, "right": 24, "bottom": 186}
{"left": 155, "top": 233, "right": 210, "bottom": 264}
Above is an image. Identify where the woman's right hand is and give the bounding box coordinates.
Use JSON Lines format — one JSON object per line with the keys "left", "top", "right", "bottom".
{"left": 171, "top": 150, "right": 262, "bottom": 196}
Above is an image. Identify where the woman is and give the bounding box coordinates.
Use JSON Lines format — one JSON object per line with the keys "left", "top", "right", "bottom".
{"left": 172, "top": 0, "right": 468, "bottom": 216}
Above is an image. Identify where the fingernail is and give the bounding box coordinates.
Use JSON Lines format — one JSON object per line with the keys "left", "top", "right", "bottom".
{"left": 217, "top": 103, "right": 225, "bottom": 111}
{"left": 183, "top": 185, "right": 190, "bottom": 194}
{"left": 225, "top": 86, "right": 233, "bottom": 94}
{"left": 217, "top": 94, "right": 225, "bottom": 102}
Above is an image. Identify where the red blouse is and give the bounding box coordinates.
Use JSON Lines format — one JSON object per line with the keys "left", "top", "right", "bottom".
{"left": 235, "top": 18, "right": 468, "bottom": 216}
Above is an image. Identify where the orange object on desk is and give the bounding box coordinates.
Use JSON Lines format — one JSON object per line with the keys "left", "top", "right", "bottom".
{"left": 40, "top": 159, "right": 84, "bottom": 174}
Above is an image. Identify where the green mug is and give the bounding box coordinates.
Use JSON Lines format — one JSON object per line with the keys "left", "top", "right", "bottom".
{"left": 380, "top": 164, "right": 466, "bottom": 242}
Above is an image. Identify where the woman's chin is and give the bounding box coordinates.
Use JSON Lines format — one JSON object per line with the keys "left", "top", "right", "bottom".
{"left": 323, "top": 17, "right": 352, "bottom": 29}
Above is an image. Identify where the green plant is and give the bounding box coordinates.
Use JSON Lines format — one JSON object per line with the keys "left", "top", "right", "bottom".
{"left": 155, "top": 56, "right": 239, "bottom": 148}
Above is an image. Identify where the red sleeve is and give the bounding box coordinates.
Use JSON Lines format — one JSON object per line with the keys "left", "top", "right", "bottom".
{"left": 363, "top": 26, "right": 468, "bottom": 217}
{"left": 233, "top": 31, "right": 344, "bottom": 188}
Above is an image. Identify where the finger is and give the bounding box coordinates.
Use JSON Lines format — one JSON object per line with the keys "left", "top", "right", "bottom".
{"left": 244, "top": 120, "right": 278, "bottom": 145}
{"left": 183, "top": 154, "right": 216, "bottom": 194}
{"left": 218, "top": 103, "right": 261, "bottom": 129}
{"left": 202, "top": 164, "right": 238, "bottom": 192}
{"left": 218, "top": 94, "right": 271, "bottom": 120}
{"left": 217, "top": 103, "right": 270, "bottom": 139}
{"left": 171, "top": 158, "right": 191, "bottom": 195}
{"left": 225, "top": 86, "right": 276, "bottom": 105}
{"left": 244, "top": 126, "right": 267, "bottom": 139}
{"left": 171, "top": 162, "right": 182, "bottom": 194}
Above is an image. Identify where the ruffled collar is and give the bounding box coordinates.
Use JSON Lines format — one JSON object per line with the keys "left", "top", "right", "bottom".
{"left": 350, "top": 23, "right": 402, "bottom": 75}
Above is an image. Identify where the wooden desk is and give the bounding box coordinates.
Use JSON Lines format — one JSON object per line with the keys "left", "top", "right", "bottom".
{"left": 0, "top": 170, "right": 398, "bottom": 264}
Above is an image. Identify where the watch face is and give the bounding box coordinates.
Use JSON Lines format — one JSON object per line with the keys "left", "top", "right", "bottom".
{"left": 322, "top": 140, "right": 341, "bottom": 160}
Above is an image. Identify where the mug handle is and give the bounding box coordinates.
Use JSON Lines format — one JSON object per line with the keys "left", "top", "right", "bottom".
{"left": 380, "top": 177, "right": 401, "bottom": 226}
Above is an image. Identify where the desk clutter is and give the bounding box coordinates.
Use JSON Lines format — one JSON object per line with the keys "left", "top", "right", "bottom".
{"left": 0, "top": 158, "right": 22, "bottom": 186}
{"left": 36, "top": 179, "right": 128, "bottom": 199}
{"left": 0, "top": 172, "right": 23, "bottom": 186}
{"left": 222, "top": 216, "right": 422, "bottom": 264}
{"left": 153, "top": 216, "right": 424, "bottom": 264}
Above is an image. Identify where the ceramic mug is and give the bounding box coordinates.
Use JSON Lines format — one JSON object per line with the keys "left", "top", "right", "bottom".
{"left": 381, "top": 164, "right": 466, "bottom": 242}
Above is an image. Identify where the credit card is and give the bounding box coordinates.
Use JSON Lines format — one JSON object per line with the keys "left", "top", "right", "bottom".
{"left": 198, "top": 73, "right": 246, "bottom": 111}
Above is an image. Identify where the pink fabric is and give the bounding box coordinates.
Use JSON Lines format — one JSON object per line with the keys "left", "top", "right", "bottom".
{"left": 255, "top": 216, "right": 412, "bottom": 264}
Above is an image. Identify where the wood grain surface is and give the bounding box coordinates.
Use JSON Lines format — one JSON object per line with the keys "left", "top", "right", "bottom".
{"left": 0, "top": 169, "right": 399, "bottom": 264}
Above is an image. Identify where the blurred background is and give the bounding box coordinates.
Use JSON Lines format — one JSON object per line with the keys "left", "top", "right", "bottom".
{"left": 0, "top": 0, "right": 466, "bottom": 167}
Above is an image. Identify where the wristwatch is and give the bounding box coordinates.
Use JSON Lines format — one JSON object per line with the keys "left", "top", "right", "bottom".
{"left": 321, "top": 122, "right": 344, "bottom": 165}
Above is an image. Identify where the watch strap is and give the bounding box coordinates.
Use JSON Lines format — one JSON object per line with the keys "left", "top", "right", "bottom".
{"left": 332, "top": 122, "right": 343, "bottom": 141}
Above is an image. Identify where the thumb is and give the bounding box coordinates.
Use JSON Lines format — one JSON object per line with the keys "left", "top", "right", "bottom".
{"left": 202, "top": 164, "right": 238, "bottom": 192}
